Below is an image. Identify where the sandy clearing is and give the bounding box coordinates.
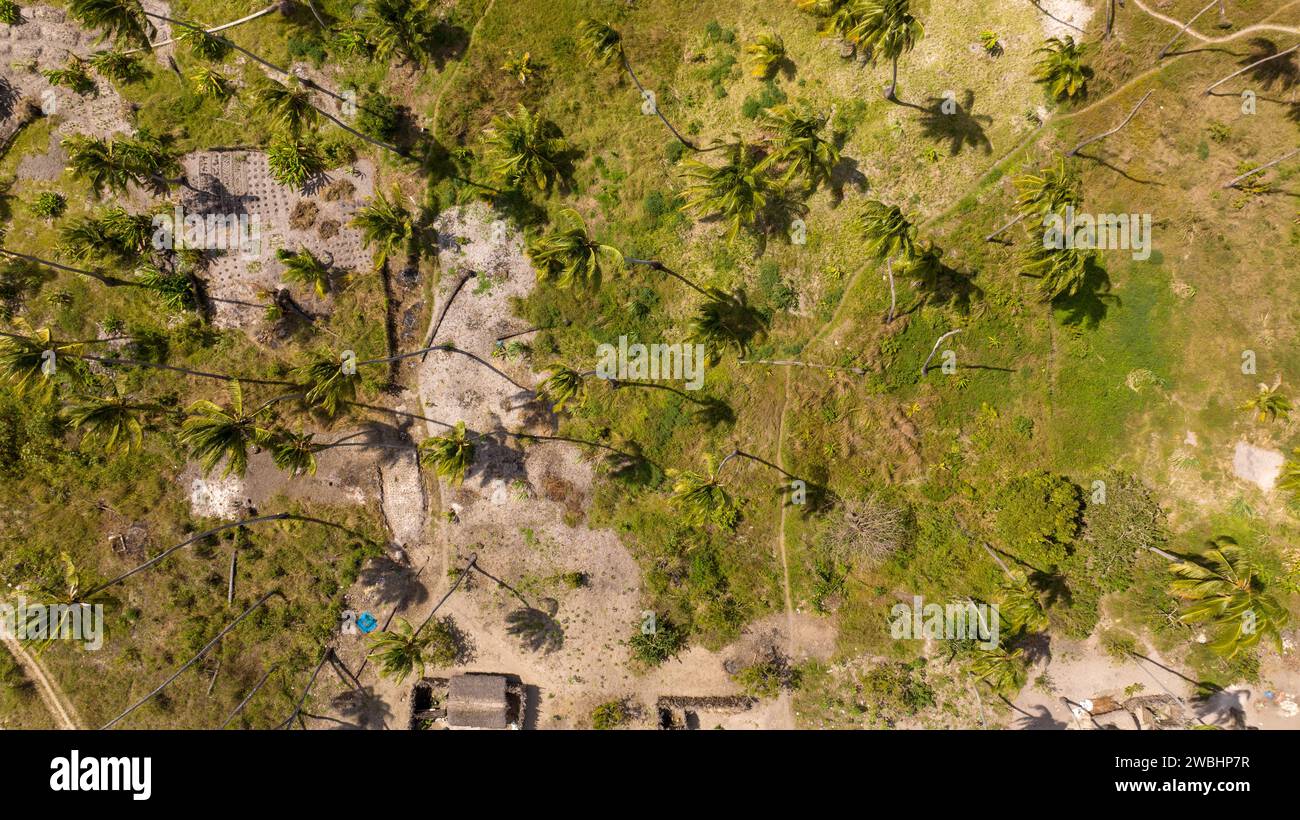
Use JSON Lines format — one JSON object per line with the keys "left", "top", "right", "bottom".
{"left": 1035, "top": 0, "right": 1096, "bottom": 38}
{"left": 1232, "top": 440, "right": 1284, "bottom": 491}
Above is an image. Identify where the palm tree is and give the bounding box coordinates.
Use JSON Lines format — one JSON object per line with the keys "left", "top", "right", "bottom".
{"left": 361, "top": 0, "right": 435, "bottom": 65}
{"left": 689, "top": 287, "right": 768, "bottom": 361}
{"left": 251, "top": 77, "right": 319, "bottom": 138}
{"left": 269, "top": 430, "right": 319, "bottom": 476}
{"left": 852, "top": 199, "right": 918, "bottom": 261}
{"left": 796, "top": 0, "right": 861, "bottom": 41}
{"left": 135, "top": 264, "right": 199, "bottom": 311}
{"left": 850, "top": 0, "right": 925, "bottom": 101}
{"left": 525, "top": 209, "right": 624, "bottom": 291}
{"left": 538, "top": 364, "right": 592, "bottom": 411}
{"left": 484, "top": 105, "right": 569, "bottom": 193}
{"left": 967, "top": 646, "right": 1026, "bottom": 694}
{"left": 365, "top": 617, "right": 437, "bottom": 683}
{"left": 997, "top": 573, "right": 1050, "bottom": 635}
{"left": 277, "top": 247, "right": 332, "bottom": 297}
{"left": 291, "top": 352, "right": 360, "bottom": 416}
{"left": 1240, "top": 376, "right": 1291, "bottom": 423}
{"left": 64, "top": 387, "right": 153, "bottom": 454}
{"left": 1019, "top": 243, "right": 1091, "bottom": 302}
{"left": 418, "top": 421, "right": 475, "bottom": 484}
{"left": 189, "top": 65, "right": 235, "bottom": 99}
{"left": 987, "top": 158, "right": 1083, "bottom": 241}
{"left": 1277, "top": 449, "right": 1300, "bottom": 497}
{"left": 62, "top": 132, "right": 178, "bottom": 197}
{"left": 1033, "top": 36, "right": 1092, "bottom": 101}
{"left": 0, "top": 325, "right": 87, "bottom": 397}
{"left": 746, "top": 33, "right": 786, "bottom": 79}
{"left": 760, "top": 104, "right": 840, "bottom": 191}
{"left": 681, "top": 139, "right": 773, "bottom": 242}
{"left": 352, "top": 187, "right": 414, "bottom": 271}
{"left": 0, "top": 246, "right": 128, "bottom": 287}
{"left": 68, "top": 0, "right": 154, "bottom": 48}
{"left": 179, "top": 381, "right": 276, "bottom": 477}
{"left": 1169, "top": 538, "right": 1289, "bottom": 658}
{"left": 668, "top": 454, "right": 739, "bottom": 529}
{"left": 266, "top": 135, "right": 326, "bottom": 189}
{"left": 577, "top": 19, "right": 699, "bottom": 151}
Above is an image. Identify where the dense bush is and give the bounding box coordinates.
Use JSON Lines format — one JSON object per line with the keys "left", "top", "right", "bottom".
{"left": 993, "top": 471, "right": 1081, "bottom": 566}
{"left": 1080, "top": 470, "right": 1167, "bottom": 593}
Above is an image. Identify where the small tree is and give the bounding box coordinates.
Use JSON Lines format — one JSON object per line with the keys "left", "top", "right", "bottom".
{"left": 628, "top": 614, "right": 686, "bottom": 666}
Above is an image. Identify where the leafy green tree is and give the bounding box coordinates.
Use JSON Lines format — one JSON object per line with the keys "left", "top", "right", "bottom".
{"left": 1033, "top": 35, "right": 1092, "bottom": 101}
{"left": 179, "top": 381, "right": 275, "bottom": 478}
{"left": 996, "top": 573, "right": 1049, "bottom": 635}
{"left": 525, "top": 208, "right": 623, "bottom": 291}
{"left": 628, "top": 614, "right": 687, "bottom": 666}
{"left": 760, "top": 104, "right": 840, "bottom": 191}
{"left": 418, "top": 421, "right": 475, "bottom": 484}
{"left": 1081, "top": 471, "right": 1167, "bottom": 593}
{"left": 993, "top": 470, "right": 1081, "bottom": 567}
{"left": 1169, "top": 538, "right": 1290, "bottom": 658}
{"left": 850, "top": 0, "right": 925, "bottom": 101}
{"left": 746, "top": 33, "right": 786, "bottom": 79}
{"left": 484, "top": 105, "right": 569, "bottom": 192}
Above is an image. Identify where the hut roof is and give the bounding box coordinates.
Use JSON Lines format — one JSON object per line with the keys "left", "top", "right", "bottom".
{"left": 447, "top": 674, "right": 510, "bottom": 729}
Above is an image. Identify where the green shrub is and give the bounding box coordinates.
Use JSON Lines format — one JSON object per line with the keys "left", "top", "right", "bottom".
{"left": 357, "top": 91, "right": 400, "bottom": 142}
{"left": 628, "top": 614, "right": 686, "bottom": 666}
{"left": 591, "top": 699, "right": 628, "bottom": 729}
{"left": 732, "top": 652, "right": 802, "bottom": 698}
{"left": 29, "top": 191, "right": 66, "bottom": 219}
{"left": 0, "top": 1, "right": 21, "bottom": 26}
{"left": 993, "top": 471, "right": 1081, "bottom": 566}
{"left": 1081, "top": 470, "right": 1167, "bottom": 593}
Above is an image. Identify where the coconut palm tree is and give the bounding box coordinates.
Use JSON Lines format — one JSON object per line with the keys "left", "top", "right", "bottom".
{"left": 1169, "top": 538, "right": 1289, "bottom": 658}
{"left": 418, "top": 421, "right": 475, "bottom": 484}
{"left": 0, "top": 325, "right": 88, "bottom": 397}
{"left": 577, "top": 19, "right": 699, "bottom": 151}
{"left": 967, "top": 646, "right": 1026, "bottom": 694}
{"left": 68, "top": 0, "right": 154, "bottom": 48}
{"left": 352, "top": 187, "right": 414, "bottom": 271}
{"left": 1278, "top": 449, "right": 1300, "bottom": 497}
{"left": 1019, "top": 243, "right": 1091, "bottom": 302}
{"left": 850, "top": 0, "right": 925, "bottom": 101}
{"left": 1240, "top": 376, "right": 1291, "bottom": 423}
{"left": 266, "top": 135, "right": 326, "bottom": 189}
{"left": 796, "top": 0, "right": 862, "bottom": 40}
{"left": 760, "top": 104, "right": 840, "bottom": 191}
{"left": 525, "top": 209, "right": 624, "bottom": 291}
{"left": 62, "top": 131, "right": 179, "bottom": 198}
{"left": 1033, "top": 36, "right": 1092, "bottom": 101}
{"left": 852, "top": 199, "right": 918, "bottom": 262}
{"left": 538, "top": 364, "right": 592, "bottom": 411}
{"left": 135, "top": 264, "right": 199, "bottom": 311}
{"left": 291, "top": 352, "right": 360, "bottom": 417}
{"left": 668, "top": 454, "right": 739, "bottom": 529}
{"left": 252, "top": 76, "right": 405, "bottom": 156}
{"left": 681, "top": 139, "right": 774, "bottom": 242}
{"left": 689, "top": 287, "right": 768, "bottom": 362}
{"left": 483, "top": 105, "right": 569, "bottom": 193}
{"left": 0, "top": 246, "right": 129, "bottom": 287}
{"left": 189, "top": 65, "right": 235, "bottom": 99}
{"left": 987, "top": 158, "right": 1083, "bottom": 241}
{"left": 179, "top": 381, "right": 276, "bottom": 477}
{"left": 997, "top": 573, "right": 1050, "bottom": 635}
{"left": 365, "top": 617, "right": 437, "bottom": 683}
{"left": 746, "top": 33, "right": 786, "bottom": 79}
{"left": 277, "top": 247, "right": 332, "bottom": 297}
{"left": 63, "top": 387, "right": 155, "bottom": 454}
{"left": 361, "top": 0, "right": 436, "bottom": 65}
{"left": 268, "top": 430, "right": 319, "bottom": 476}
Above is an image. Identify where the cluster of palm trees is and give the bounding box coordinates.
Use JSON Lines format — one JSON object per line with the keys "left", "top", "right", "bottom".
{"left": 796, "top": 0, "right": 925, "bottom": 101}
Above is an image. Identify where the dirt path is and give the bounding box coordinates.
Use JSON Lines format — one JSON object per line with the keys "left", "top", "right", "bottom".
{"left": 772, "top": 367, "right": 797, "bottom": 729}
{"left": 1, "top": 636, "right": 81, "bottom": 729}
{"left": 1131, "top": 0, "right": 1300, "bottom": 40}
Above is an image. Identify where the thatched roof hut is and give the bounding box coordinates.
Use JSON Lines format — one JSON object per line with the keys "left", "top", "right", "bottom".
{"left": 447, "top": 674, "right": 512, "bottom": 730}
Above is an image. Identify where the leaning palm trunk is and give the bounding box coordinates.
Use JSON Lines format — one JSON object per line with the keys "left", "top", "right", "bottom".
{"left": 920, "top": 328, "right": 963, "bottom": 377}
{"left": 985, "top": 211, "right": 1028, "bottom": 242}
{"left": 1157, "top": 0, "right": 1220, "bottom": 59}
{"left": 1205, "top": 44, "right": 1300, "bottom": 94}
{"left": 1222, "top": 148, "right": 1300, "bottom": 189}
{"left": 125, "top": 2, "right": 282, "bottom": 53}
{"left": 102, "top": 589, "right": 283, "bottom": 728}
{"left": 619, "top": 51, "right": 699, "bottom": 151}
{"left": 626, "top": 258, "right": 711, "bottom": 297}
{"left": 885, "top": 256, "right": 897, "bottom": 323}
{"left": 420, "top": 271, "right": 478, "bottom": 361}
{"left": 1066, "top": 89, "right": 1153, "bottom": 156}
{"left": 0, "top": 247, "right": 131, "bottom": 287}
{"left": 738, "top": 358, "right": 866, "bottom": 375}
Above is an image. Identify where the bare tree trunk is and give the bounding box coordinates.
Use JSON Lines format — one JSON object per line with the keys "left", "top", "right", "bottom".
{"left": 921, "top": 328, "right": 963, "bottom": 377}
{"left": 1157, "top": 0, "right": 1220, "bottom": 59}
{"left": 885, "top": 256, "right": 897, "bottom": 324}
{"left": 1205, "top": 44, "right": 1300, "bottom": 94}
{"left": 1222, "top": 147, "right": 1300, "bottom": 189}
{"left": 1066, "top": 90, "right": 1153, "bottom": 156}
{"left": 985, "top": 212, "right": 1028, "bottom": 242}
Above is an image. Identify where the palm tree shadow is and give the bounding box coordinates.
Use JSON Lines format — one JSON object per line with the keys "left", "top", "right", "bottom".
{"left": 1008, "top": 701, "right": 1069, "bottom": 730}
{"left": 329, "top": 684, "right": 394, "bottom": 730}
{"left": 1051, "top": 258, "right": 1115, "bottom": 328}
{"left": 829, "top": 156, "right": 870, "bottom": 204}
{"left": 917, "top": 90, "right": 992, "bottom": 156}
{"left": 357, "top": 555, "right": 430, "bottom": 609}
{"left": 505, "top": 604, "right": 565, "bottom": 654}
{"left": 1239, "top": 38, "right": 1298, "bottom": 92}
